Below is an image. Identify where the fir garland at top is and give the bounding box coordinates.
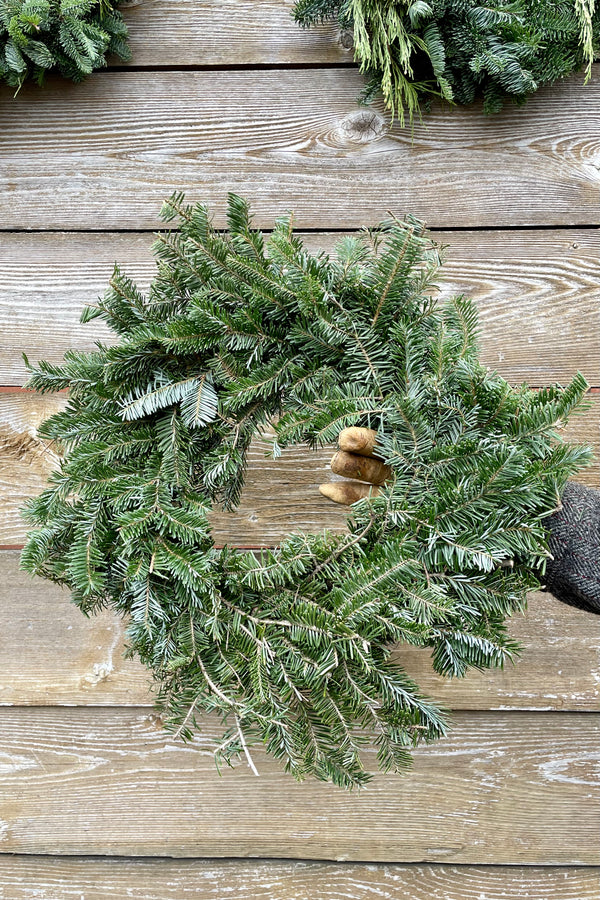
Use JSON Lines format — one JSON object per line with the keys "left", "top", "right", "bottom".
{"left": 294, "top": 0, "right": 599, "bottom": 123}
{"left": 0, "top": 0, "right": 130, "bottom": 89}
{"left": 21, "top": 194, "right": 591, "bottom": 788}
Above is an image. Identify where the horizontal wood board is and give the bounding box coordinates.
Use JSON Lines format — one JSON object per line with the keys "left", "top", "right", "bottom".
{"left": 1, "top": 857, "right": 599, "bottom": 900}
{"left": 2, "top": 70, "right": 600, "bottom": 230}
{"left": 1, "top": 229, "right": 599, "bottom": 386}
{"left": 1, "top": 550, "right": 599, "bottom": 710}
{"left": 1, "top": 392, "right": 598, "bottom": 547}
{"left": 0, "top": 707, "right": 598, "bottom": 862}
{"left": 120, "top": 0, "right": 350, "bottom": 66}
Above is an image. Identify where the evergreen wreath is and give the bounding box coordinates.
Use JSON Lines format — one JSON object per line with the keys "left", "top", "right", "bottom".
{"left": 21, "top": 194, "right": 592, "bottom": 788}
{"left": 294, "top": 0, "right": 599, "bottom": 124}
{"left": 0, "top": 0, "right": 130, "bottom": 89}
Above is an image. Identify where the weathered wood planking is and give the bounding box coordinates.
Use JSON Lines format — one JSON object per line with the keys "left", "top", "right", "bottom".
{"left": 1, "top": 857, "right": 599, "bottom": 900}
{"left": 1, "top": 393, "right": 598, "bottom": 547}
{"left": 0, "top": 393, "right": 66, "bottom": 548}
{"left": 121, "top": 0, "right": 349, "bottom": 66}
{"left": 0, "top": 391, "right": 346, "bottom": 547}
{"left": 0, "top": 707, "right": 598, "bottom": 862}
{"left": 0, "top": 0, "right": 596, "bottom": 885}
{"left": 2, "top": 550, "right": 599, "bottom": 710}
{"left": 2, "top": 70, "right": 600, "bottom": 230}
{"left": 1, "top": 229, "right": 599, "bottom": 386}
{"left": 0, "top": 552, "right": 151, "bottom": 705}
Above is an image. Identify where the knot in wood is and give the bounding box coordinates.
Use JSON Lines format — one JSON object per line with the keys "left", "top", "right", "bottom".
{"left": 338, "top": 29, "right": 354, "bottom": 50}
{"left": 339, "top": 110, "right": 387, "bottom": 145}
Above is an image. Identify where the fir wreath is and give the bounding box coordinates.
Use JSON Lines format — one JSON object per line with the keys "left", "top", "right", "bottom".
{"left": 21, "top": 194, "right": 592, "bottom": 788}
{"left": 294, "top": 0, "right": 599, "bottom": 124}
{"left": 0, "top": 0, "right": 130, "bottom": 89}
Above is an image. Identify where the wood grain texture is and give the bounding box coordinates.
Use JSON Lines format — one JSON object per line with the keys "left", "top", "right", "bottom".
{"left": 0, "top": 392, "right": 349, "bottom": 546}
{"left": 0, "top": 857, "right": 599, "bottom": 900}
{"left": 1, "top": 550, "right": 599, "bottom": 710}
{"left": 2, "top": 229, "right": 599, "bottom": 386}
{"left": 121, "top": 0, "right": 349, "bottom": 66}
{"left": 0, "top": 393, "right": 65, "bottom": 548}
{"left": 0, "top": 707, "right": 598, "bottom": 862}
{"left": 0, "top": 549, "right": 151, "bottom": 706}
{"left": 2, "top": 69, "right": 600, "bottom": 230}
{"left": 0, "top": 0, "right": 598, "bottom": 884}
{"left": 1, "top": 393, "right": 598, "bottom": 547}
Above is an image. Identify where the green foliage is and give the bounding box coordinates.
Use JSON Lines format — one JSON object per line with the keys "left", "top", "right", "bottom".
{"left": 0, "top": 0, "right": 130, "bottom": 90}
{"left": 294, "top": 0, "right": 599, "bottom": 123}
{"left": 21, "top": 194, "right": 592, "bottom": 788}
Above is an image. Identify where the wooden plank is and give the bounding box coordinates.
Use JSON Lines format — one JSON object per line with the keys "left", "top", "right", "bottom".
{"left": 2, "top": 70, "right": 600, "bottom": 230}
{"left": 0, "top": 232, "right": 156, "bottom": 387}
{"left": 1, "top": 549, "right": 599, "bottom": 710}
{"left": 1, "top": 229, "right": 599, "bottom": 386}
{"left": 398, "top": 590, "right": 600, "bottom": 712}
{"left": 1, "top": 393, "right": 598, "bottom": 547}
{"left": 121, "top": 0, "right": 349, "bottom": 66}
{"left": 0, "top": 549, "right": 151, "bottom": 706}
{"left": 0, "top": 391, "right": 347, "bottom": 547}
{"left": 0, "top": 707, "right": 597, "bottom": 862}
{"left": 1, "top": 857, "right": 599, "bottom": 900}
{"left": 0, "top": 393, "right": 66, "bottom": 548}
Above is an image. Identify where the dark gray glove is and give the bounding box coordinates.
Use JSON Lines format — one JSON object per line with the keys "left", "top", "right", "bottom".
{"left": 544, "top": 482, "right": 600, "bottom": 615}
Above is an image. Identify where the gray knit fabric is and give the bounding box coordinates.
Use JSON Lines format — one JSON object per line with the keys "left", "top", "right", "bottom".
{"left": 543, "top": 481, "right": 600, "bottom": 615}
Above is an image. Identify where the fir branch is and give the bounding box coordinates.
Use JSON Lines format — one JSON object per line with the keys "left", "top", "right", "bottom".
{"left": 294, "top": 0, "right": 600, "bottom": 123}
{"left": 0, "top": 0, "right": 130, "bottom": 89}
